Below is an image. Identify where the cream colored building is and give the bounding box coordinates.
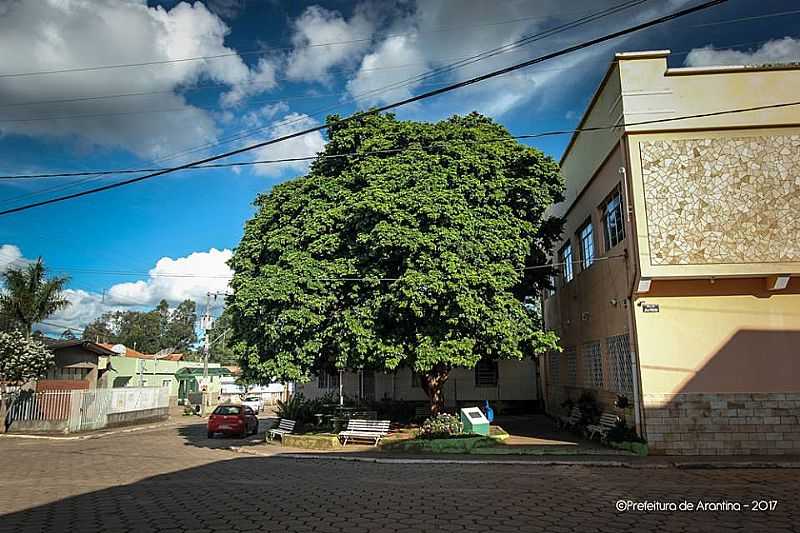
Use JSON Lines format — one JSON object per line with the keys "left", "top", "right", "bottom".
{"left": 296, "top": 359, "right": 539, "bottom": 409}
{"left": 542, "top": 50, "right": 800, "bottom": 455}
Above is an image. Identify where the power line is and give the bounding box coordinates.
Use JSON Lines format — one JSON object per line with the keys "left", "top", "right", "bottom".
{"left": 0, "top": 0, "right": 728, "bottom": 217}
{"left": 0, "top": 8, "right": 612, "bottom": 80}
{"left": 0, "top": 3, "right": 644, "bottom": 206}
{"left": 2, "top": 98, "right": 796, "bottom": 181}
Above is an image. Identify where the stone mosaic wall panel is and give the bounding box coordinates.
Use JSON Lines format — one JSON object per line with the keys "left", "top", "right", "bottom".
{"left": 639, "top": 135, "right": 800, "bottom": 265}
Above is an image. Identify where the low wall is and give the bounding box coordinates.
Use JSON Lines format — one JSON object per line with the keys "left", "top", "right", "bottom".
{"left": 106, "top": 407, "right": 169, "bottom": 429}
{"left": 8, "top": 419, "right": 68, "bottom": 434}
{"left": 644, "top": 392, "right": 800, "bottom": 455}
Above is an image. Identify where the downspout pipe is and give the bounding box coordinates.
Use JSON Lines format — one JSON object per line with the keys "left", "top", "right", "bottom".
{"left": 618, "top": 136, "right": 647, "bottom": 439}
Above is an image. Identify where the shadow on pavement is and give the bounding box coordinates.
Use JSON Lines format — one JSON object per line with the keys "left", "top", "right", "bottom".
{"left": 1, "top": 454, "right": 798, "bottom": 532}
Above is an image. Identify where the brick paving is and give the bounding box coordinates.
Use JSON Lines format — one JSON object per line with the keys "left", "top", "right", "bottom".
{"left": 0, "top": 418, "right": 798, "bottom": 532}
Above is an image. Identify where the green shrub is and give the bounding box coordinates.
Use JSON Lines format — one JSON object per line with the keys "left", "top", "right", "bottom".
{"left": 275, "top": 394, "right": 311, "bottom": 422}
{"left": 418, "top": 413, "right": 463, "bottom": 439}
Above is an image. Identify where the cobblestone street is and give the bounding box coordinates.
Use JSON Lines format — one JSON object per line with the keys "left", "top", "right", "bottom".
{"left": 0, "top": 419, "right": 798, "bottom": 532}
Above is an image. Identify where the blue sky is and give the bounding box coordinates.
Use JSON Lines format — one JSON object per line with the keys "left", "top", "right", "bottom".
{"left": 0, "top": 0, "right": 798, "bottom": 333}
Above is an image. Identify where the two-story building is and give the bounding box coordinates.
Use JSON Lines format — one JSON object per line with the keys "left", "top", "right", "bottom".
{"left": 542, "top": 50, "right": 800, "bottom": 455}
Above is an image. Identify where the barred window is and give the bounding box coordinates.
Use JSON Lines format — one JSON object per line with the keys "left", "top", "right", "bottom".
{"left": 582, "top": 342, "right": 604, "bottom": 389}
{"left": 607, "top": 334, "right": 633, "bottom": 394}
{"left": 475, "top": 360, "right": 499, "bottom": 387}
{"left": 548, "top": 352, "right": 560, "bottom": 386}
{"left": 318, "top": 371, "right": 340, "bottom": 389}
{"left": 602, "top": 186, "right": 625, "bottom": 251}
{"left": 564, "top": 346, "right": 577, "bottom": 386}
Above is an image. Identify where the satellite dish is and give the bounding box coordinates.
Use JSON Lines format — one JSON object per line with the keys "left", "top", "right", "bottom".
{"left": 111, "top": 344, "right": 126, "bottom": 354}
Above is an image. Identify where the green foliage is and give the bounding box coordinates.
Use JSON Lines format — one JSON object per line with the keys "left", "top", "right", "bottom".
{"left": 207, "top": 310, "right": 237, "bottom": 365}
{"left": 228, "top": 112, "right": 563, "bottom": 397}
{"left": 0, "top": 330, "right": 54, "bottom": 385}
{"left": 418, "top": 413, "right": 464, "bottom": 439}
{"left": 82, "top": 299, "right": 197, "bottom": 354}
{"left": 0, "top": 259, "right": 70, "bottom": 335}
{"left": 275, "top": 394, "right": 311, "bottom": 423}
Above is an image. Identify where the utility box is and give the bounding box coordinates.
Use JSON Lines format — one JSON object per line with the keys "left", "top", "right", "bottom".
{"left": 460, "top": 407, "right": 490, "bottom": 436}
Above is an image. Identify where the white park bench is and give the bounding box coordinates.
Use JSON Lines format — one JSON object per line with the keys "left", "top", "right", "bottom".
{"left": 586, "top": 413, "right": 620, "bottom": 443}
{"left": 338, "top": 418, "right": 391, "bottom": 446}
{"left": 267, "top": 418, "right": 296, "bottom": 441}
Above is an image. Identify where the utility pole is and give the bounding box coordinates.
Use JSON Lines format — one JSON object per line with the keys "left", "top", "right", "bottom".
{"left": 202, "top": 292, "right": 212, "bottom": 381}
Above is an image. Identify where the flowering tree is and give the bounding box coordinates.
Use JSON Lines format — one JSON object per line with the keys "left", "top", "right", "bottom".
{"left": 0, "top": 330, "right": 54, "bottom": 423}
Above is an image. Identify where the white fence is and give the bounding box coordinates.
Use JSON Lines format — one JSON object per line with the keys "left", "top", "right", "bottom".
{"left": 5, "top": 387, "right": 170, "bottom": 433}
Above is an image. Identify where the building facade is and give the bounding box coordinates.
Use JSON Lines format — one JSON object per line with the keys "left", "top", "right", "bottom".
{"left": 296, "top": 359, "right": 539, "bottom": 411}
{"left": 542, "top": 51, "right": 800, "bottom": 455}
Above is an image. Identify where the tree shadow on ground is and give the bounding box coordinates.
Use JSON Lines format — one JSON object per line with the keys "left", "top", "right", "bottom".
{"left": 2, "top": 454, "right": 798, "bottom": 532}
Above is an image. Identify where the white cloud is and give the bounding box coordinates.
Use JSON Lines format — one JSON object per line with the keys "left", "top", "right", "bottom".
{"left": 343, "top": 0, "right": 698, "bottom": 117}
{"left": 106, "top": 248, "right": 233, "bottom": 307}
{"left": 285, "top": 5, "right": 377, "bottom": 83}
{"left": 0, "top": 244, "right": 25, "bottom": 272}
{"left": 0, "top": 245, "right": 234, "bottom": 335}
{"left": 685, "top": 38, "right": 800, "bottom": 68}
{"left": 0, "top": 0, "right": 277, "bottom": 159}
{"left": 245, "top": 109, "right": 327, "bottom": 177}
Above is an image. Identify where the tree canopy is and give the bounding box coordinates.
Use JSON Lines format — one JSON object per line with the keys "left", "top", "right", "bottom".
{"left": 82, "top": 299, "right": 198, "bottom": 354}
{"left": 0, "top": 258, "right": 70, "bottom": 336}
{"left": 228, "top": 112, "right": 563, "bottom": 411}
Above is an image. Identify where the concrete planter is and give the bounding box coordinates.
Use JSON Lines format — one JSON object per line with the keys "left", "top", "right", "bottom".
{"left": 282, "top": 434, "right": 343, "bottom": 450}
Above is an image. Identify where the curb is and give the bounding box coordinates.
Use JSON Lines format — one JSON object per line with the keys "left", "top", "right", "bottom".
{"left": 228, "top": 447, "right": 800, "bottom": 469}
{"left": 0, "top": 419, "right": 180, "bottom": 441}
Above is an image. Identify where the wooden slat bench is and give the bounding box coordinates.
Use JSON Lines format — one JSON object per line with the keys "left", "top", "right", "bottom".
{"left": 267, "top": 418, "right": 296, "bottom": 441}
{"left": 338, "top": 418, "right": 391, "bottom": 446}
{"left": 557, "top": 406, "right": 582, "bottom": 430}
{"left": 586, "top": 413, "right": 620, "bottom": 442}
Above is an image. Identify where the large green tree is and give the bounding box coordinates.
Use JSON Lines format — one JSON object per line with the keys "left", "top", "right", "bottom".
{"left": 82, "top": 299, "right": 197, "bottom": 353}
{"left": 228, "top": 112, "right": 563, "bottom": 413}
{"left": 0, "top": 259, "right": 70, "bottom": 337}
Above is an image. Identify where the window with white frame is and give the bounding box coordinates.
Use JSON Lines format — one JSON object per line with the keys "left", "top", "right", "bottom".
{"left": 548, "top": 352, "right": 560, "bottom": 386}
{"left": 607, "top": 334, "right": 633, "bottom": 394}
{"left": 564, "top": 346, "right": 577, "bottom": 386}
{"left": 474, "top": 360, "right": 499, "bottom": 387}
{"left": 602, "top": 186, "right": 625, "bottom": 250}
{"left": 318, "top": 371, "right": 340, "bottom": 389}
{"left": 582, "top": 342, "right": 604, "bottom": 389}
{"left": 560, "top": 242, "right": 574, "bottom": 284}
{"left": 578, "top": 220, "right": 595, "bottom": 269}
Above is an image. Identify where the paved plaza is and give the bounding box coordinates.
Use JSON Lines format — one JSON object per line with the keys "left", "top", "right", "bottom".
{"left": 0, "top": 419, "right": 798, "bottom": 532}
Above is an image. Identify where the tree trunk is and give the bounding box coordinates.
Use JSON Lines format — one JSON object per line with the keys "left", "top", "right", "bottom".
{"left": 421, "top": 365, "right": 450, "bottom": 416}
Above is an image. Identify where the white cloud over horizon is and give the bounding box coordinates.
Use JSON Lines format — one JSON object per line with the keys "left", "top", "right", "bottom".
{"left": 0, "top": 0, "right": 278, "bottom": 160}
{"left": 2, "top": 244, "right": 232, "bottom": 336}
{"left": 685, "top": 37, "right": 800, "bottom": 68}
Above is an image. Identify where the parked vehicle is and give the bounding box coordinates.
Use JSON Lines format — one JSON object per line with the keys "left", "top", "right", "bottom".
{"left": 207, "top": 404, "right": 259, "bottom": 438}
{"left": 242, "top": 395, "right": 263, "bottom": 413}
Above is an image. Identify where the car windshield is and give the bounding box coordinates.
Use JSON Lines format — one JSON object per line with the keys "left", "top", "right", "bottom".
{"left": 213, "top": 406, "right": 241, "bottom": 416}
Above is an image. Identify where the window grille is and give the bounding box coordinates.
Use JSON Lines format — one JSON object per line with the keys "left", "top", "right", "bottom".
{"left": 548, "top": 352, "right": 560, "bottom": 386}
{"left": 563, "top": 346, "right": 577, "bottom": 385}
{"left": 582, "top": 342, "right": 604, "bottom": 389}
{"left": 607, "top": 334, "right": 633, "bottom": 393}
{"left": 474, "top": 360, "right": 499, "bottom": 387}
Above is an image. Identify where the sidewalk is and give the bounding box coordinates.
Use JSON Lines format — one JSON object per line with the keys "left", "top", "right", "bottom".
{"left": 231, "top": 444, "right": 800, "bottom": 469}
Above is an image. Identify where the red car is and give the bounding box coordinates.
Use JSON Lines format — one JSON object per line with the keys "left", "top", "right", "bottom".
{"left": 207, "top": 404, "right": 259, "bottom": 438}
